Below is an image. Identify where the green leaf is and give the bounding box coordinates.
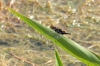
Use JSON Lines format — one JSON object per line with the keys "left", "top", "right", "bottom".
{"left": 91, "top": 52, "right": 100, "bottom": 60}
{"left": 55, "top": 50, "right": 63, "bottom": 66}
{"left": 8, "top": 8, "right": 100, "bottom": 66}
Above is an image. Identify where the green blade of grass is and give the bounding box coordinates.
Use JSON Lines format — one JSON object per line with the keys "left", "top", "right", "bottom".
{"left": 55, "top": 50, "right": 63, "bottom": 66}
{"left": 8, "top": 8, "right": 100, "bottom": 66}
{"left": 91, "top": 52, "right": 100, "bottom": 60}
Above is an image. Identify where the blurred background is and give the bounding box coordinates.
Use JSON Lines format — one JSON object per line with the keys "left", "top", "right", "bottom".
{"left": 0, "top": 0, "right": 100, "bottom": 66}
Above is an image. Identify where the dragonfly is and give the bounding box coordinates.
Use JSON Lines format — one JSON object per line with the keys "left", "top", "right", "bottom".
{"left": 50, "top": 25, "right": 71, "bottom": 35}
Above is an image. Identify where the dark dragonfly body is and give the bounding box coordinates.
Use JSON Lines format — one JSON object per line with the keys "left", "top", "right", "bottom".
{"left": 50, "top": 26, "right": 71, "bottom": 35}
